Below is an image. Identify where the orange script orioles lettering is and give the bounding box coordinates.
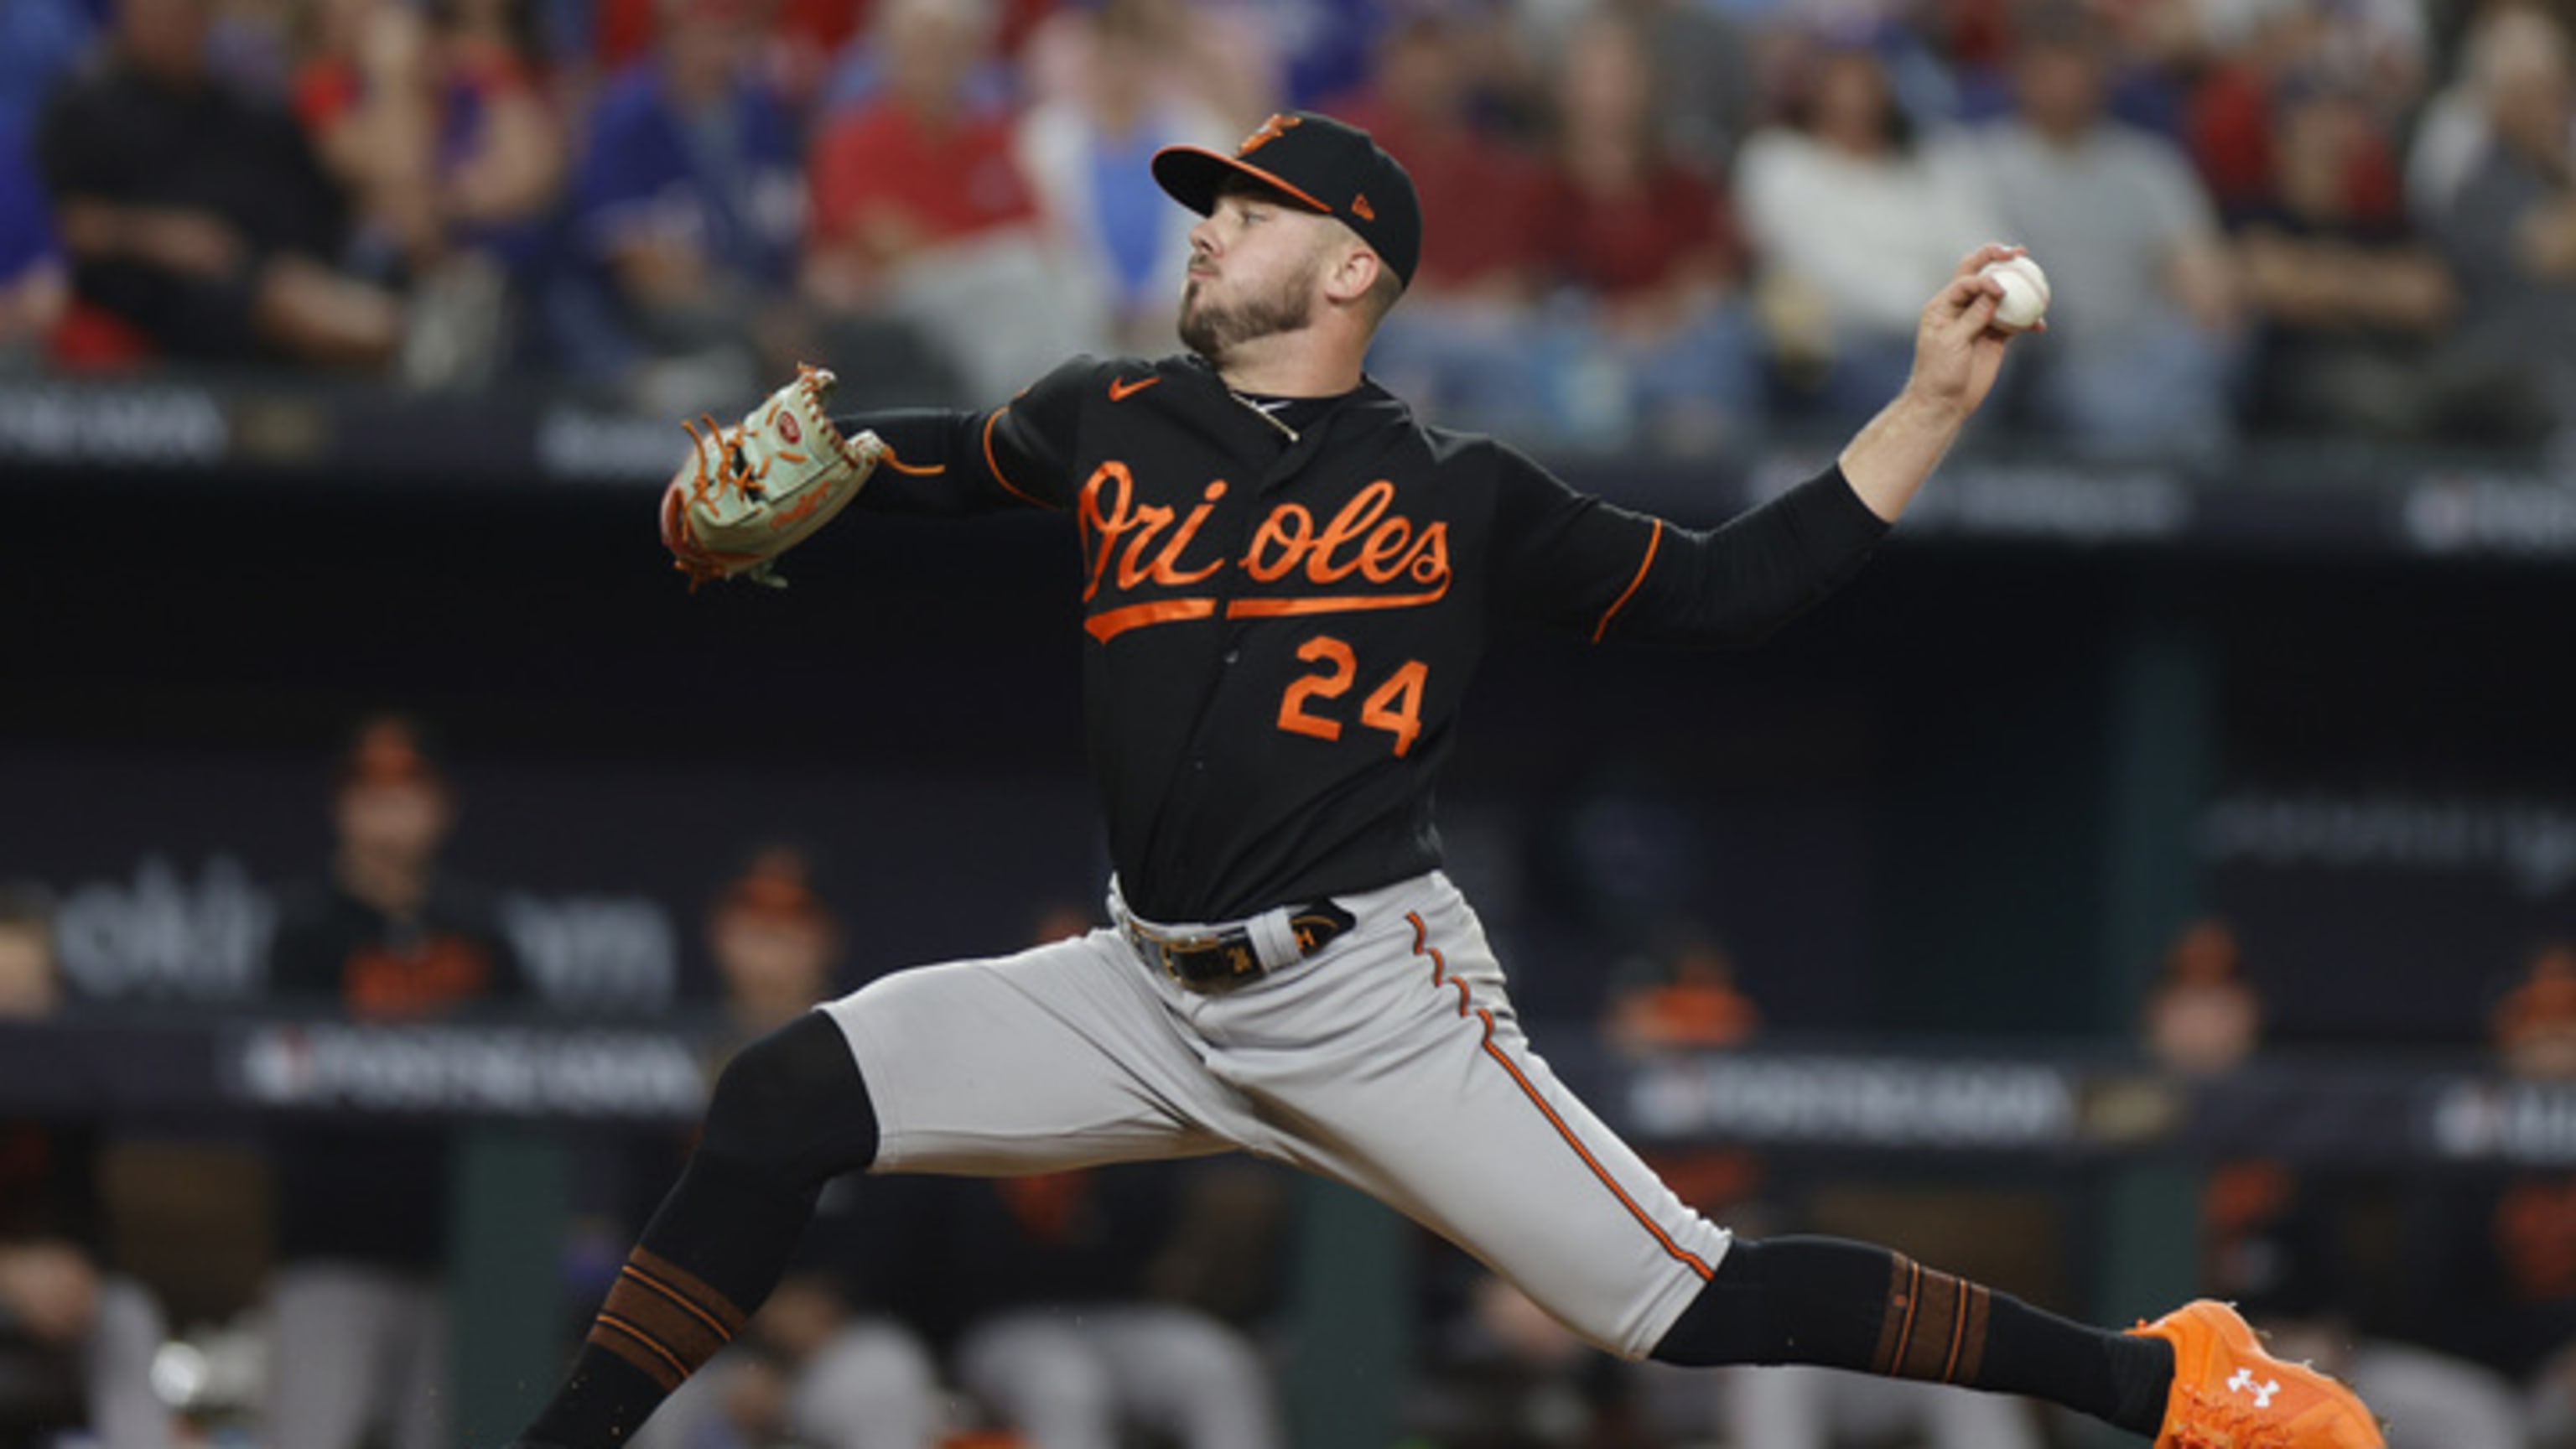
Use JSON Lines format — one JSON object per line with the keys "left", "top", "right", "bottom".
{"left": 1078, "top": 462, "right": 1452, "bottom": 642}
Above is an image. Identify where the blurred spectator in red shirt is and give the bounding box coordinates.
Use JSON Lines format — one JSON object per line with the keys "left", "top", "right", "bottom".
{"left": 806, "top": 0, "right": 1091, "bottom": 402}
{"left": 1737, "top": 41, "right": 1999, "bottom": 424}
{"left": 558, "top": 0, "right": 807, "bottom": 414}
{"left": 0, "top": 887, "right": 177, "bottom": 1449}
{"left": 1015, "top": 0, "right": 1234, "bottom": 353}
{"left": 1336, "top": 9, "right": 1549, "bottom": 428}
{"left": 2188, "top": 0, "right": 2428, "bottom": 215}
{"left": 1526, "top": 11, "right": 1758, "bottom": 454}
{"left": 291, "top": 0, "right": 565, "bottom": 388}
{"left": 2429, "top": 8, "right": 2576, "bottom": 448}
{"left": 35, "top": 0, "right": 407, "bottom": 371}
{"left": 1957, "top": 9, "right": 2241, "bottom": 461}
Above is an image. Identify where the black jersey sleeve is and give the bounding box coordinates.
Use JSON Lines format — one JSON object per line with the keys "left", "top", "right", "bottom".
{"left": 1490, "top": 447, "right": 1890, "bottom": 647}
{"left": 835, "top": 356, "right": 1103, "bottom": 515}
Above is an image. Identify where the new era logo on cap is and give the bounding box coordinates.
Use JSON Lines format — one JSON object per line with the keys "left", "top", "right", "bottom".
{"left": 1150, "top": 111, "right": 1422, "bottom": 288}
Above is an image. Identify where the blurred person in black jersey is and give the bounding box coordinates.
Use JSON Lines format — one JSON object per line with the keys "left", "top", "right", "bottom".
{"left": 262, "top": 714, "right": 530, "bottom": 1449}
{"left": 0, "top": 886, "right": 174, "bottom": 1449}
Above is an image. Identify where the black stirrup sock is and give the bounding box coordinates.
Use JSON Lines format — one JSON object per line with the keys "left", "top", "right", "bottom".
{"left": 517, "top": 1011, "right": 880, "bottom": 1448}
{"left": 1649, "top": 1235, "right": 2174, "bottom": 1436}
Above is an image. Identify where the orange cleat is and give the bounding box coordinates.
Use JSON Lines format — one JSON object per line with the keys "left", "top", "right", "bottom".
{"left": 2129, "top": 1301, "right": 2385, "bottom": 1449}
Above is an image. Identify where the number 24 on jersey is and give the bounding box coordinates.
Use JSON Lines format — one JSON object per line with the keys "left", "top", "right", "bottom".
{"left": 1277, "top": 634, "right": 1429, "bottom": 758}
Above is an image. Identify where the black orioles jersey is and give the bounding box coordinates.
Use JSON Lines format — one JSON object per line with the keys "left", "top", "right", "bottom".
{"left": 844, "top": 353, "right": 1889, "bottom": 924}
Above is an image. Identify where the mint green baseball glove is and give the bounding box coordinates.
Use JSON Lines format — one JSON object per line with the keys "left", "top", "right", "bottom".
{"left": 659, "top": 366, "right": 886, "bottom": 589}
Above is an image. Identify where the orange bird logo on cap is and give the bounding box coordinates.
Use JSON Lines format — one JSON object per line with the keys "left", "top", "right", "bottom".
{"left": 1239, "top": 113, "right": 1301, "bottom": 155}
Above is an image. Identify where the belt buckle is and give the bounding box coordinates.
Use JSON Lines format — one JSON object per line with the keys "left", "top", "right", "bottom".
{"left": 1156, "top": 932, "right": 1213, "bottom": 986}
{"left": 1138, "top": 925, "right": 1261, "bottom": 994}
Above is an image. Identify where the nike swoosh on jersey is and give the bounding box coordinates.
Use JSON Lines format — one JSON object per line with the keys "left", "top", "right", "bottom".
{"left": 1108, "top": 376, "right": 1162, "bottom": 402}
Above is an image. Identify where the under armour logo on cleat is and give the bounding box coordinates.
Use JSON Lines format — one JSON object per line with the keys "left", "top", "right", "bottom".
{"left": 2226, "top": 1368, "right": 2281, "bottom": 1408}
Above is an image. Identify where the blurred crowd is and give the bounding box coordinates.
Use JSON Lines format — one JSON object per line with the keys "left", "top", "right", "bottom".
{"left": 13, "top": 713, "right": 2576, "bottom": 1449}
{"left": 0, "top": 0, "right": 2571, "bottom": 458}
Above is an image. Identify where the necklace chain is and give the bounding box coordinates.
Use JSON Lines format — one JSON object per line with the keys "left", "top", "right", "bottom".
{"left": 1227, "top": 390, "right": 1300, "bottom": 444}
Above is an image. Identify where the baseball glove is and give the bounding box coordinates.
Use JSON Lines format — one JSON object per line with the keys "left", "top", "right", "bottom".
{"left": 659, "top": 365, "right": 886, "bottom": 589}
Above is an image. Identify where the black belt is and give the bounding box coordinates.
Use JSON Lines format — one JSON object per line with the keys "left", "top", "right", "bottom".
{"left": 1123, "top": 901, "right": 1356, "bottom": 993}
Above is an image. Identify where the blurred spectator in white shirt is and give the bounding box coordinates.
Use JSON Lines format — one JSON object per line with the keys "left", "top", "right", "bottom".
{"left": 1737, "top": 40, "right": 2000, "bottom": 424}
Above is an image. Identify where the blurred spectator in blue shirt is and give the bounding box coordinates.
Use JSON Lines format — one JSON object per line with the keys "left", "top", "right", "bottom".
{"left": 0, "top": 0, "right": 99, "bottom": 135}
{"left": 558, "top": 0, "right": 804, "bottom": 413}
{"left": 1957, "top": 8, "right": 2242, "bottom": 462}
{"left": 1015, "top": 0, "right": 1234, "bottom": 354}
{"left": 0, "top": 125, "right": 67, "bottom": 371}
{"left": 36, "top": 0, "right": 406, "bottom": 371}
{"left": 1242, "top": 0, "right": 1383, "bottom": 106}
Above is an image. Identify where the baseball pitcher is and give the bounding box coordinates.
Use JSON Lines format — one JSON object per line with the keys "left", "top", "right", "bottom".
{"left": 524, "top": 113, "right": 2381, "bottom": 1449}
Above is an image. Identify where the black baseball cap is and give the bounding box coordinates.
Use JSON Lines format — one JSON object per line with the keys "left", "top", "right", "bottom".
{"left": 1152, "top": 111, "right": 1422, "bottom": 289}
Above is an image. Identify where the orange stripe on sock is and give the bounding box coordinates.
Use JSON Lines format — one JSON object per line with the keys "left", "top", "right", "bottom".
{"left": 590, "top": 1312, "right": 688, "bottom": 1390}
{"left": 1892, "top": 1259, "right": 1924, "bottom": 1372}
{"left": 620, "top": 1263, "right": 735, "bottom": 1344}
{"left": 630, "top": 1249, "right": 749, "bottom": 1332}
{"left": 1940, "top": 1278, "right": 1971, "bottom": 1383}
{"left": 1406, "top": 911, "right": 1714, "bottom": 1281}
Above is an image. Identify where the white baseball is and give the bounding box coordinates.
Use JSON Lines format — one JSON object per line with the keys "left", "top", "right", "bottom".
{"left": 1976, "top": 254, "right": 2050, "bottom": 332}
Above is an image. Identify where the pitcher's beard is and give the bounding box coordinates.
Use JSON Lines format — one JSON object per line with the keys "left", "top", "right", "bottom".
{"left": 1180, "top": 273, "right": 1316, "bottom": 365}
